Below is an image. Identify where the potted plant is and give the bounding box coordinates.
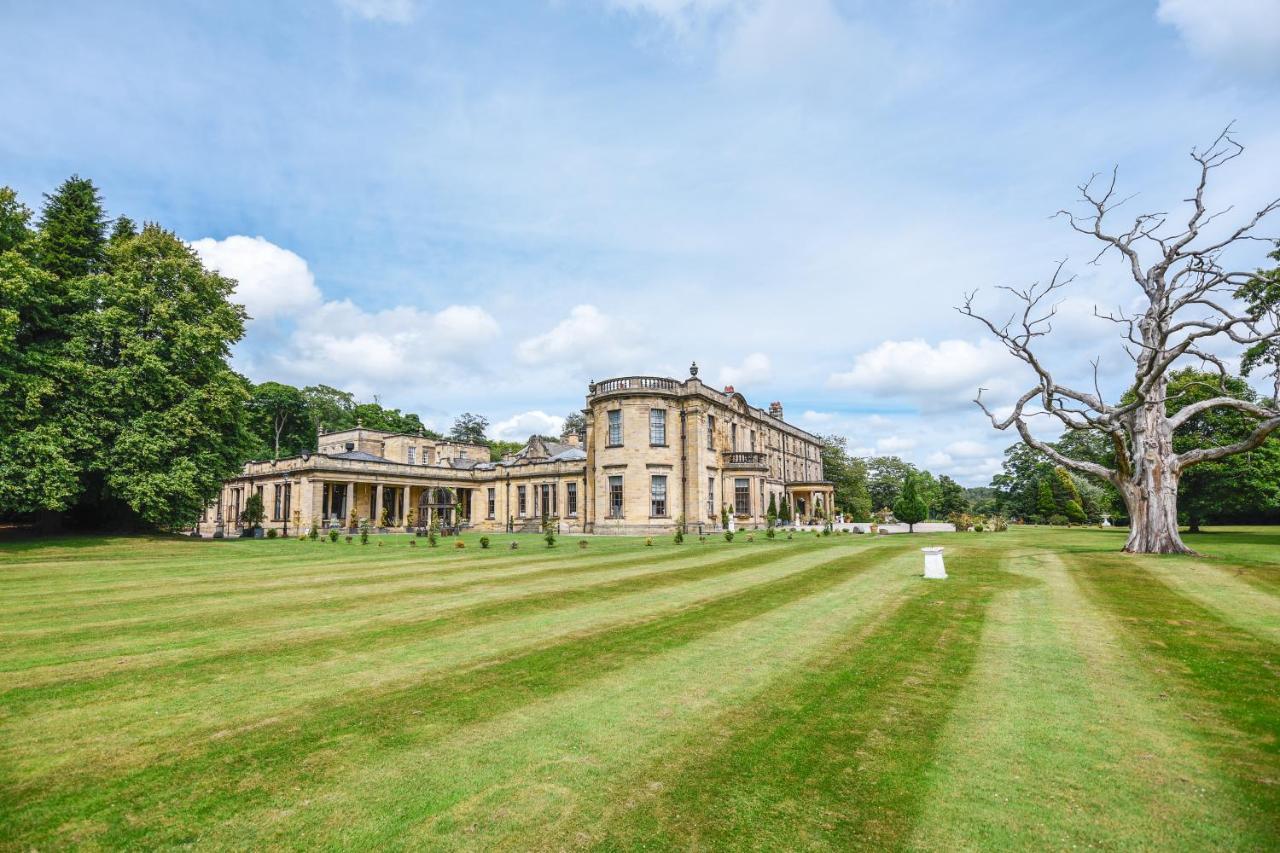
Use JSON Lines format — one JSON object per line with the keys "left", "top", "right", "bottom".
{"left": 348, "top": 507, "right": 358, "bottom": 533}
{"left": 241, "top": 493, "right": 266, "bottom": 538}
{"left": 405, "top": 507, "right": 417, "bottom": 533}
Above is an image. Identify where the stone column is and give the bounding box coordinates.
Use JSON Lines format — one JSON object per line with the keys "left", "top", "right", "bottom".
{"left": 347, "top": 480, "right": 356, "bottom": 527}
{"left": 374, "top": 483, "right": 383, "bottom": 528}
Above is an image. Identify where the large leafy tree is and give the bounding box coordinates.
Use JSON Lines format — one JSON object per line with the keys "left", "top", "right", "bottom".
{"left": 936, "top": 475, "right": 970, "bottom": 518}
{"left": 449, "top": 412, "right": 490, "bottom": 444}
{"left": 0, "top": 179, "right": 252, "bottom": 530}
{"left": 248, "top": 381, "right": 310, "bottom": 459}
{"left": 866, "top": 455, "right": 917, "bottom": 512}
{"left": 962, "top": 129, "right": 1279, "bottom": 553}
{"left": 819, "top": 434, "right": 872, "bottom": 520}
{"left": 88, "top": 225, "right": 252, "bottom": 528}
{"left": 1166, "top": 369, "right": 1280, "bottom": 531}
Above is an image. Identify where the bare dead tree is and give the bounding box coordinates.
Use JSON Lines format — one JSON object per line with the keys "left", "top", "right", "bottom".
{"left": 960, "top": 127, "right": 1279, "bottom": 554}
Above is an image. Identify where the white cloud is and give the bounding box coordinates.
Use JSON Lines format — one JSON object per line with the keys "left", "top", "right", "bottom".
{"left": 800, "top": 410, "right": 835, "bottom": 424}
{"left": 191, "top": 235, "right": 322, "bottom": 321}
{"left": 515, "top": 304, "right": 645, "bottom": 370}
{"left": 718, "top": 352, "right": 771, "bottom": 388}
{"left": 828, "top": 338, "right": 1016, "bottom": 409}
{"left": 336, "top": 0, "right": 416, "bottom": 24}
{"left": 877, "top": 435, "right": 917, "bottom": 452}
{"left": 282, "top": 300, "right": 500, "bottom": 386}
{"left": 1157, "top": 0, "right": 1280, "bottom": 77}
{"left": 944, "top": 439, "right": 989, "bottom": 459}
{"left": 492, "top": 410, "right": 566, "bottom": 441}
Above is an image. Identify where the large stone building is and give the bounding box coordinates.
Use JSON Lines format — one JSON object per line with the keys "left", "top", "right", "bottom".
{"left": 202, "top": 364, "right": 833, "bottom": 537}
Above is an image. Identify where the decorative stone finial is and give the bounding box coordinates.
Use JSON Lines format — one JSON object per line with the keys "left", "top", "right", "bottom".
{"left": 357, "top": 418, "right": 363, "bottom": 429}
{"left": 587, "top": 379, "right": 596, "bottom": 394}
{"left": 690, "top": 361, "right": 699, "bottom": 377}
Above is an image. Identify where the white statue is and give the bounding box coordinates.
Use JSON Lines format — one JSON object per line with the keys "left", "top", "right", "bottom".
{"left": 1101, "top": 515, "right": 1111, "bottom": 527}
{"left": 922, "top": 547, "right": 946, "bottom": 579}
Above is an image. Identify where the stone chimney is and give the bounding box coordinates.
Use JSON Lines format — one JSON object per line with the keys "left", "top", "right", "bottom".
{"left": 723, "top": 385, "right": 735, "bottom": 395}
{"left": 768, "top": 401, "right": 784, "bottom": 419}
{"left": 563, "top": 432, "right": 581, "bottom": 447}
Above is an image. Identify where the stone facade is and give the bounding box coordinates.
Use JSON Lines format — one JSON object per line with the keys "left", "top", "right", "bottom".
{"left": 200, "top": 365, "right": 833, "bottom": 537}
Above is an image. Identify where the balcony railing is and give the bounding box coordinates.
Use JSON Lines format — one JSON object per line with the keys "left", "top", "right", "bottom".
{"left": 591, "top": 376, "right": 680, "bottom": 394}
{"left": 723, "top": 451, "right": 768, "bottom": 466}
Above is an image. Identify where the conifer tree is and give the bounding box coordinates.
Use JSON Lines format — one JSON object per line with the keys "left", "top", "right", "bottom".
{"left": 893, "top": 474, "right": 928, "bottom": 532}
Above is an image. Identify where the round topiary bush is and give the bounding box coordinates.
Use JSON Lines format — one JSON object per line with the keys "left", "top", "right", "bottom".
{"left": 455, "top": 540, "right": 466, "bottom": 549}
{"left": 479, "top": 536, "right": 491, "bottom": 549}
{"left": 578, "top": 539, "right": 588, "bottom": 549}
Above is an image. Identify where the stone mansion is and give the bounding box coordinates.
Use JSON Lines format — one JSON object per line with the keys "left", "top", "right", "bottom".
{"left": 202, "top": 364, "right": 833, "bottom": 537}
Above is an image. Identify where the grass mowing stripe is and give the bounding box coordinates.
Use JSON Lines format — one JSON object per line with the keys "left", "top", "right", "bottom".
{"left": 1140, "top": 558, "right": 1280, "bottom": 644}
{"left": 1, "top": 543, "right": 822, "bottom": 705}
{"left": 256, "top": 550, "right": 923, "bottom": 849}
{"left": 585, "top": 542, "right": 1015, "bottom": 850}
{"left": 0, "top": 543, "right": 736, "bottom": 659}
{"left": 909, "top": 550, "right": 1255, "bottom": 850}
{"left": 0, "top": 544, "right": 883, "bottom": 848}
{"left": 1071, "top": 552, "right": 1280, "bottom": 843}
{"left": 1, "top": 543, "right": 869, "bottom": 799}
{"left": 0, "top": 540, "right": 662, "bottom": 618}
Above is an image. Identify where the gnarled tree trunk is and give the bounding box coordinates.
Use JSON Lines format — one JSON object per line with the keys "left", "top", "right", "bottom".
{"left": 1119, "top": 380, "right": 1193, "bottom": 555}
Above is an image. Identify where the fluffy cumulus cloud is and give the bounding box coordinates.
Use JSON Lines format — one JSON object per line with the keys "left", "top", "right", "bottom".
{"left": 828, "top": 338, "right": 1017, "bottom": 410}
{"left": 191, "top": 235, "right": 322, "bottom": 321}
{"left": 492, "top": 410, "right": 566, "bottom": 441}
{"left": 283, "top": 300, "right": 500, "bottom": 386}
{"left": 1157, "top": 0, "right": 1280, "bottom": 77}
{"left": 515, "top": 305, "right": 645, "bottom": 371}
{"left": 717, "top": 352, "right": 771, "bottom": 388}
{"left": 336, "top": 0, "right": 416, "bottom": 24}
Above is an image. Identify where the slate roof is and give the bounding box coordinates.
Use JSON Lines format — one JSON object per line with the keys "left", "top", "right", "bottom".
{"left": 328, "top": 450, "right": 389, "bottom": 463}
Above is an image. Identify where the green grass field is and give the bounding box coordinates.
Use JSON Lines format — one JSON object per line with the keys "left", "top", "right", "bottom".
{"left": 1, "top": 527, "right": 1277, "bottom": 850}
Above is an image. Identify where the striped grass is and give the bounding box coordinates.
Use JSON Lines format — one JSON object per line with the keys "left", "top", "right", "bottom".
{"left": 1, "top": 527, "right": 1276, "bottom": 849}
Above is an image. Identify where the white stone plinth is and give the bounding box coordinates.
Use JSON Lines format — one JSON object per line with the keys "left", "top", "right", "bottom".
{"left": 922, "top": 547, "right": 947, "bottom": 579}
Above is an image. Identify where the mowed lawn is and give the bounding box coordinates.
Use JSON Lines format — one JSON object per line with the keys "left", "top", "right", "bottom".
{"left": 1, "top": 527, "right": 1277, "bottom": 850}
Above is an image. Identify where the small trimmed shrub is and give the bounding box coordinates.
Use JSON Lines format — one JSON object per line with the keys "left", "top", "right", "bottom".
{"left": 645, "top": 537, "right": 653, "bottom": 547}
{"left": 746, "top": 534, "right": 754, "bottom": 542}
{"left": 510, "top": 541, "right": 519, "bottom": 550}
{"left": 974, "top": 523, "right": 984, "bottom": 532}
{"left": 329, "top": 528, "right": 339, "bottom": 542}
{"left": 578, "top": 539, "right": 588, "bottom": 549}
{"left": 266, "top": 528, "right": 278, "bottom": 539}
{"left": 766, "top": 527, "right": 776, "bottom": 539}
{"left": 786, "top": 532, "right": 793, "bottom": 540}
{"left": 698, "top": 535, "right": 706, "bottom": 543}
{"left": 409, "top": 539, "right": 417, "bottom": 547}
{"left": 345, "top": 535, "right": 353, "bottom": 544}
{"left": 479, "top": 536, "right": 491, "bottom": 549}
{"left": 360, "top": 520, "right": 370, "bottom": 545}
{"left": 723, "top": 531, "right": 734, "bottom": 542}
{"left": 674, "top": 514, "right": 686, "bottom": 545}
{"left": 309, "top": 518, "right": 320, "bottom": 540}
{"left": 377, "top": 541, "right": 383, "bottom": 547}
{"left": 544, "top": 525, "right": 556, "bottom": 548}
{"left": 455, "top": 540, "right": 466, "bottom": 549}
{"left": 428, "top": 528, "right": 438, "bottom": 548}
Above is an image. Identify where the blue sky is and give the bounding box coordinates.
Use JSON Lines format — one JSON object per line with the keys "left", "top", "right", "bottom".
{"left": 3, "top": 0, "right": 1279, "bottom": 483}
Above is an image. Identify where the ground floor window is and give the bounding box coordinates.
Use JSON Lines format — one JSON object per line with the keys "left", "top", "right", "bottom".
{"left": 734, "top": 478, "right": 750, "bottom": 516}
{"left": 566, "top": 482, "right": 578, "bottom": 516}
{"left": 518, "top": 486, "right": 527, "bottom": 517}
{"left": 487, "top": 488, "right": 495, "bottom": 519}
{"left": 650, "top": 475, "right": 667, "bottom": 517}
{"left": 609, "top": 475, "right": 624, "bottom": 517}
{"left": 707, "top": 476, "right": 715, "bottom": 517}
{"left": 270, "top": 484, "right": 291, "bottom": 521}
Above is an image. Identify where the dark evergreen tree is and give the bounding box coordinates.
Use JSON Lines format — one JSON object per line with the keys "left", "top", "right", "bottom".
{"left": 893, "top": 474, "right": 928, "bottom": 532}
{"left": 36, "top": 175, "right": 107, "bottom": 282}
